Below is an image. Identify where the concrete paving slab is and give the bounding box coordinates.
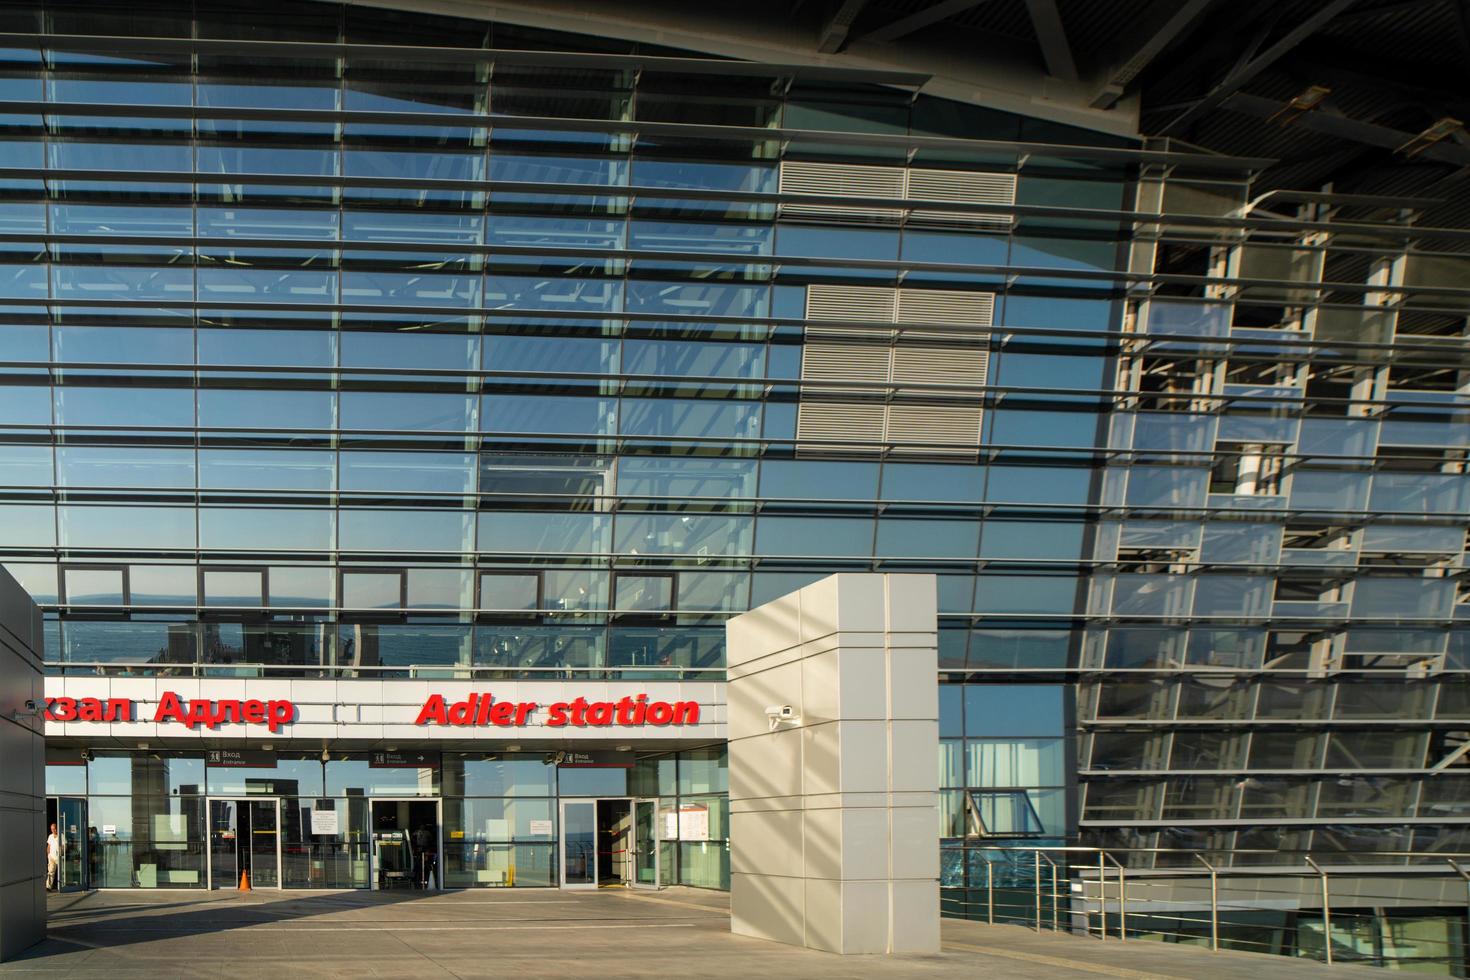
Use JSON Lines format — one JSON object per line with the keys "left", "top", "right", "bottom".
{"left": 0, "top": 888, "right": 1392, "bottom": 979}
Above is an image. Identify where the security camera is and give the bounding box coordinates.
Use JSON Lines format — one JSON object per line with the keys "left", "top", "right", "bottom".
{"left": 11, "top": 699, "right": 42, "bottom": 723}
{"left": 765, "top": 705, "right": 799, "bottom": 730}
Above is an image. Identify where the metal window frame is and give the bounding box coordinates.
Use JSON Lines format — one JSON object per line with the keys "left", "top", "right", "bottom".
{"left": 58, "top": 562, "right": 129, "bottom": 610}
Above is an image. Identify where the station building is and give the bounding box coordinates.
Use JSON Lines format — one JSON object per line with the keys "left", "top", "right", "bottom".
{"left": 3, "top": 5, "right": 1470, "bottom": 961}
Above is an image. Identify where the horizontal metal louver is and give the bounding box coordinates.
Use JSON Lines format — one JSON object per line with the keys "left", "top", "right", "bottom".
{"left": 891, "top": 345, "right": 988, "bottom": 387}
{"left": 905, "top": 169, "right": 1016, "bottom": 229}
{"left": 805, "top": 283, "right": 898, "bottom": 325}
{"left": 896, "top": 288, "right": 995, "bottom": 334}
{"left": 779, "top": 162, "right": 1015, "bottom": 228}
{"left": 801, "top": 341, "right": 891, "bottom": 383}
{"left": 796, "top": 400, "right": 887, "bottom": 447}
{"left": 798, "top": 285, "right": 994, "bottom": 456}
{"left": 778, "top": 161, "right": 905, "bottom": 223}
{"left": 886, "top": 404, "right": 985, "bottom": 451}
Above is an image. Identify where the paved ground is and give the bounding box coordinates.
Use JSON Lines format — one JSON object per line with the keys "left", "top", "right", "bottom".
{"left": 0, "top": 888, "right": 1389, "bottom": 979}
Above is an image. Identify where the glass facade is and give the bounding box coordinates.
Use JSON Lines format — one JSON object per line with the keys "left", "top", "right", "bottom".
{"left": 45, "top": 746, "right": 726, "bottom": 889}
{"left": 7, "top": 0, "right": 1467, "bottom": 901}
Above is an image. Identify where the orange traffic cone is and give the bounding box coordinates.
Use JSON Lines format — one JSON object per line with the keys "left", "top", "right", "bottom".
{"left": 239, "top": 868, "right": 251, "bottom": 891}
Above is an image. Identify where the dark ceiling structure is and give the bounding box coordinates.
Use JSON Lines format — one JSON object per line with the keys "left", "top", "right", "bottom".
{"left": 798, "top": 0, "right": 1470, "bottom": 239}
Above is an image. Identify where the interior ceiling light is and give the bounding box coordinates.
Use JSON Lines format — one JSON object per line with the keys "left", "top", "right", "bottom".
{"left": 1268, "top": 84, "right": 1331, "bottom": 126}
{"left": 1397, "top": 117, "right": 1464, "bottom": 157}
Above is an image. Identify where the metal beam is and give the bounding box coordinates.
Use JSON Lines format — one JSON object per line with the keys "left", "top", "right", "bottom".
{"left": 859, "top": 0, "right": 993, "bottom": 44}
{"left": 816, "top": 0, "right": 872, "bottom": 53}
{"left": 1294, "top": 45, "right": 1470, "bottom": 115}
{"left": 1222, "top": 91, "right": 1470, "bottom": 167}
{"left": 1022, "top": 0, "right": 1078, "bottom": 82}
{"left": 1454, "top": 0, "right": 1470, "bottom": 72}
{"left": 1090, "top": 0, "right": 1218, "bottom": 109}
{"left": 1159, "top": 0, "right": 1359, "bottom": 136}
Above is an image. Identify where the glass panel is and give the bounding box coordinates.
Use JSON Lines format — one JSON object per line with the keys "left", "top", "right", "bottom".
{"left": 442, "top": 755, "right": 555, "bottom": 796}
{"left": 199, "top": 450, "right": 334, "bottom": 491}
{"left": 562, "top": 801, "right": 595, "bottom": 886}
{"left": 615, "top": 575, "right": 672, "bottom": 611}
{"left": 199, "top": 508, "right": 333, "bottom": 551}
{"left": 613, "top": 514, "right": 751, "bottom": 557}
{"left": 479, "top": 573, "right": 538, "bottom": 612}
{"left": 209, "top": 800, "right": 238, "bottom": 890}
{"left": 269, "top": 567, "right": 334, "bottom": 608}
{"left": 56, "top": 798, "right": 87, "bottom": 891}
{"left": 64, "top": 567, "right": 124, "bottom": 605}
{"left": 341, "top": 452, "right": 474, "bottom": 493}
{"left": 342, "top": 572, "right": 401, "bottom": 610}
{"left": 633, "top": 799, "right": 657, "bottom": 886}
{"left": 248, "top": 800, "right": 279, "bottom": 888}
{"left": 964, "top": 685, "right": 1065, "bottom": 737}
{"left": 58, "top": 447, "right": 195, "bottom": 489}
{"left": 202, "top": 570, "right": 263, "bottom": 608}
{"left": 339, "top": 509, "right": 472, "bottom": 553}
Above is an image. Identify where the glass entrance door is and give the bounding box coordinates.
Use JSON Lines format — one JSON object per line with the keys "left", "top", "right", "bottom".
{"left": 208, "top": 799, "right": 280, "bottom": 889}
{"left": 559, "top": 799, "right": 659, "bottom": 889}
{"left": 247, "top": 800, "right": 279, "bottom": 887}
{"left": 49, "top": 797, "right": 87, "bottom": 891}
{"left": 559, "top": 801, "right": 596, "bottom": 888}
{"left": 633, "top": 798, "right": 658, "bottom": 888}
{"left": 209, "top": 800, "right": 239, "bottom": 889}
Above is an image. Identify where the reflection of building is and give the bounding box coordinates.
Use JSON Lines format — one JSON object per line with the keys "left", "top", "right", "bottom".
{"left": 11, "top": 0, "right": 1470, "bottom": 967}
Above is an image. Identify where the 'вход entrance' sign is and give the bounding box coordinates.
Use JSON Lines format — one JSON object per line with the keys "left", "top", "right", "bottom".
{"left": 413, "top": 693, "right": 700, "bottom": 728}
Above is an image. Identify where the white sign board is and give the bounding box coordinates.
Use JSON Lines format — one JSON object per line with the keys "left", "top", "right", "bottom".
{"left": 679, "top": 804, "right": 710, "bottom": 842}
{"left": 660, "top": 804, "right": 710, "bottom": 841}
{"left": 310, "top": 807, "right": 339, "bottom": 835}
{"left": 528, "top": 819, "right": 553, "bottom": 837}
{"left": 102, "top": 824, "right": 116, "bottom": 836}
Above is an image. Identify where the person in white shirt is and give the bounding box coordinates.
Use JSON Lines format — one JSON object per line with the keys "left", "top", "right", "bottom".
{"left": 45, "top": 823, "right": 60, "bottom": 891}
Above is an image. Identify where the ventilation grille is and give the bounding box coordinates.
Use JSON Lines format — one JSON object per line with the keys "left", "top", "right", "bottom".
{"left": 797, "top": 285, "right": 992, "bottom": 455}
{"left": 778, "top": 161, "right": 1016, "bottom": 228}
{"left": 906, "top": 169, "right": 1016, "bottom": 229}
{"left": 778, "top": 161, "right": 905, "bottom": 223}
{"left": 805, "top": 283, "right": 898, "bottom": 327}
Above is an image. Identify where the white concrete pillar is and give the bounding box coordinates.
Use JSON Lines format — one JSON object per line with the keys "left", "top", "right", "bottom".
{"left": 725, "top": 573, "right": 939, "bottom": 954}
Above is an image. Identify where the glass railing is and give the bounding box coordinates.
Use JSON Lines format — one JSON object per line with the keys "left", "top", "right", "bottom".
{"left": 281, "top": 843, "right": 372, "bottom": 889}
{"left": 88, "top": 840, "right": 208, "bottom": 888}
{"left": 45, "top": 620, "right": 728, "bottom": 678}
{"left": 942, "top": 844, "right": 1470, "bottom": 974}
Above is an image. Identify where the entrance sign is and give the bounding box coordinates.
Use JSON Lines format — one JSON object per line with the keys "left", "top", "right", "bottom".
{"left": 557, "top": 750, "right": 633, "bottom": 768}
{"left": 207, "top": 749, "right": 275, "bottom": 768}
{"left": 370, "top": 750, "right": 439, "bottom": 769}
